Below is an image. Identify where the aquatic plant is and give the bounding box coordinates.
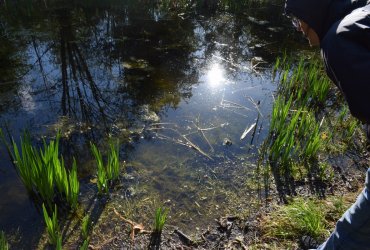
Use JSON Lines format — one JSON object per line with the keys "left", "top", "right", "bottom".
{"left": 258, "top": 55, "right": 336, "bottom": 196}
{"left": 9, "top": 133, "right": 80, "bottom": 209}
{"left": 276, "top": 56, "right": 331, "bottom": 110}
{"left": 107, "top": 140, "right": 120, "bottom": 181}
{"left": 90, "top": 140, "right": 121, "bottom": 194}
{"left": 42, "top": 203, "right": 61, "bottom": 246}
{"left": 56, "top": 236, "right": 62, "bottom": 250}
{"left": 0, "top": 231, "right": 9, "bottom": 250}
{"left": 67, "top": 159, "right": 80, "bottom": 210}
{"left": 90, "top": 142, "right": 108, "bottom": 194}
{"left": 153, "top": 207, "right": 168, "bottom": 234}
{"left": 81, "top": 214, "right": 90, "bottom": 240}
{"left": 79, "top": 239, "right": 89, "bottom": 250}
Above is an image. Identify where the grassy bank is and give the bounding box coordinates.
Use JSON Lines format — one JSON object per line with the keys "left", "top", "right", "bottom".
{"left": 253, "top": 54, "right": 368, "bottom": 248}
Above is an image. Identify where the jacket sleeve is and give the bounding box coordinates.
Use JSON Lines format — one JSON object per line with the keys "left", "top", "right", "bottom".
{"left": 321, "top": 4, "right": 370, "bottom": 123}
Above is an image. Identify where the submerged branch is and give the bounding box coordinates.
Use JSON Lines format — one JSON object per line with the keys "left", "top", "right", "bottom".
{"left": 147, "top": 126, "right": 213, "bottom": 160}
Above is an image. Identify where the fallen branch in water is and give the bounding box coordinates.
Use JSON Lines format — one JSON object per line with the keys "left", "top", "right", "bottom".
{"left": 147, "top": 126, "right": 214, "bottom": 160}
{"left": 192, "top": 121, "right": 214, "bottom": 153}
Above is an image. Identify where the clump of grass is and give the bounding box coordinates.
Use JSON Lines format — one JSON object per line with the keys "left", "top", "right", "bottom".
{"left": 90, "top": 140, "right": 120, "bottom": 194}
{"left": 262, "top": 198, "right": 328, "bottom": 240}
{"left": 42, "top": 203, "right": 62, "bottom": 246}
{"left": 153, "top": 207, "right": 168, "bottom": 234}
{"left": 0, "top": 231, "right": 9, "bottom": 250}
{"left": 8, "top": 133, "right": 80, "bottom": 209}
{"left": 260, "top": 193, "right": 357, "bottom": 248}
{"left": 149, "top": 206, "right": 168, "bottom": 249}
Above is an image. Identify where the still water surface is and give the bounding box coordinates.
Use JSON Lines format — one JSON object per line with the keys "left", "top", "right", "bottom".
{"left": 0, "top": 1, "right": 302, "bottom": 246}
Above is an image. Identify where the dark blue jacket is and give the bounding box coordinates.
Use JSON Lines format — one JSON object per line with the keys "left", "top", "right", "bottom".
{"left": 285, "top": 0, "right": 370, "bottom": 124}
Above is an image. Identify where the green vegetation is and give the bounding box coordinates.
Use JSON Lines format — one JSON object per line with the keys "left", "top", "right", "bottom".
{"left": 42, "top": 204, "right": 62, "bottom": 246}
{"left": 0, "top": 231, "right": 9, "bottom": 250}
{"left": 260, "top": 194, "right": 355, "bottom": 246}
{"left": 91, "top": 142, "right": 108, "bottom": 194}
{"left": 56, "top": 236, "right": 62, "bottom": 250}
{"left": 90, "top": 140, "right": 121, "bottom": 194}
{"left": 263, "top": 198, "right": 327, "bottom": 239}
{"left": 79, "top": 239, "right": 89, "bottom": 250}
{"left": 255, "top": 54, "right": 366, "bottom": 248}
{"left": 8, "top": 133, "right": 79, "bottom": 209}
{"left": 81, "top": 214, "right": 90, "bottom": 240}
{"left": 260, "top": 56, "right": 336, "bottom": 195}
{"left": 153, "top": 207, "right": 168, "bottom": 234}
{"left": 67, "top": 159, "right": 80, "bottom": 210}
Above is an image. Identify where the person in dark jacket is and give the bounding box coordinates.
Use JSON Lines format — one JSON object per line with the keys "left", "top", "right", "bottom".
{"left": 284, "top": 0, "right": 370, "bottom": 249}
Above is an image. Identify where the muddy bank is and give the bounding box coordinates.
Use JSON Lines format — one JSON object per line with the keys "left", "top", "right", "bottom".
{"left": 55, "top": 146, "right": 367, "bottom": 250}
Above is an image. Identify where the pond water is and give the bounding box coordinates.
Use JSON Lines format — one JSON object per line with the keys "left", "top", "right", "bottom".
{"left": 0, "top": 0, "right": 305, "bottom": 247}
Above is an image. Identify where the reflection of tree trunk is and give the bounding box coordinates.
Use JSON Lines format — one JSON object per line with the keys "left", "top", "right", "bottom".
{"left": 32, "top": 36, "right": 48, "bottom": 88}
{"left": 60, "top": 32, "right": 69, "bottom": 116}
{"left": 57, "top": 9, "right": 110, "bottom": 130}
{"left": 72, "top": 43, "right": 109, "bottom": 131}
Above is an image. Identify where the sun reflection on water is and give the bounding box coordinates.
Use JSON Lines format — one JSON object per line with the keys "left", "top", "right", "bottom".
{"left": 206, "top": 63, "right": 225, "bottom": 88}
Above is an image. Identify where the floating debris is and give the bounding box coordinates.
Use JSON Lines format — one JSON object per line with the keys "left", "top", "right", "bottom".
{"left": 122, "top": 58, "right": 151, "bottom": 70}
{"left": 247, "top": 16, "right": 269, "bottom": 25}
{"left": 240, "top": 122, "right": 257, "bottom": 140}
{"left": 223, "top": 138, "right": 232, "bottom": 146}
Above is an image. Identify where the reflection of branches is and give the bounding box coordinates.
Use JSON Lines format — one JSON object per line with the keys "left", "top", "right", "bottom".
{"left": 58, "top": 11, "right": 111, "bottom": 131}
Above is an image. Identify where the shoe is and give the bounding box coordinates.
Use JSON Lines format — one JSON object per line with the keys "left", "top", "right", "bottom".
{"left": 299, "top": 235, "right": 319, "bottom": 250}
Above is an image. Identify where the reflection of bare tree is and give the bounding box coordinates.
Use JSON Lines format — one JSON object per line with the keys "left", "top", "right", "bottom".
{"left": 58, "top": 10, "right": 109, "bottom": 130}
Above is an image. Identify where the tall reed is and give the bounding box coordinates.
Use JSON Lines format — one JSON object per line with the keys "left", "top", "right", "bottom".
{"left": 81, "top": 214, "right": 90, "bottom": 240}
{"left": 0, "top": 231, "right": 9, "bottom": 250}
{"left": 42, "top": 203, "right": 61, "bottom": 246}
{"left": 90, "top": 140, "right": 120, "bottom": 194}
{"left": 260, "top": 55, "right": 332, "bottom": 194}
{"left": 90, "top": 142, "right": 108, "bottom": 194}
{"left": 9, "top": 133, "right": 80, "bottom": 209}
